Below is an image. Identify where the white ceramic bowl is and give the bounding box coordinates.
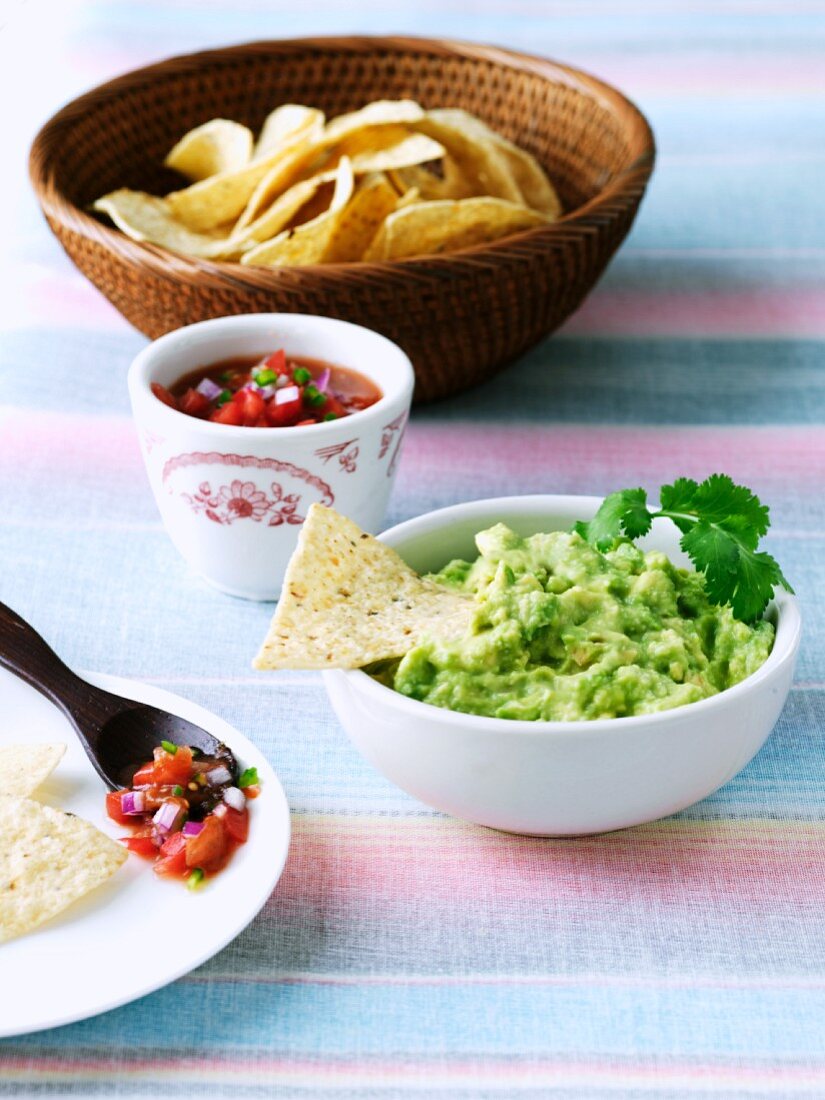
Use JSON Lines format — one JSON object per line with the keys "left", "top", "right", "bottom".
{"left": 324, "top": 495, "right": 801, "bottom": 835}
{"left": 128, "top": 314, "right": 414, "bottom": 600}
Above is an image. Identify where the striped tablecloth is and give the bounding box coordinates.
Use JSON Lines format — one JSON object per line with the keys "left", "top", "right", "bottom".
{"left": 1, "top": 2, "right": 824, "bottom": 1096}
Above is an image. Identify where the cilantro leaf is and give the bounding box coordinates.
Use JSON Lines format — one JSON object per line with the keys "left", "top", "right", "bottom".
{"left": 618, "top": 488, "right": 653, "bottom": 540}
{"left": 575, "top": 473, "right": 792, "bottom": 622}
{"left": 574, "top": 489, "right": 646, "bottom": 551}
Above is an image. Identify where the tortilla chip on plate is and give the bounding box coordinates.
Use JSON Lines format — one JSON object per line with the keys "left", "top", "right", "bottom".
{"left": 92, "top": 189, "right": 233, "bottom": 258}
{"left": 241, "top": 157, "right": 355, "bottom": 267}
{"left": 364, "top": 196, "right": 548, "bottom": 260}
{"left": 0, "top": 796, "right": 126, "bottom": 944}
{"left": 0, "top": 744, "right": 65, "bottom": 798}
{"left": 254, "top": 504, "right": 472, "bottom": 670}
{"left": 163, "top": 119, "right": 253, "bottom": 182}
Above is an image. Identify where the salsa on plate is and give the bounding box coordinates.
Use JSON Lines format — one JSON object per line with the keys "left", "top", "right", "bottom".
{"left": 106, "top": 741, "right": 259, "bottom": 888}
{"left": 151, "top": 350, "right": 382, "bottom": 428}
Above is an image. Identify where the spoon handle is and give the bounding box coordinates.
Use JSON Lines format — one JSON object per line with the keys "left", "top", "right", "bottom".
{"left": 0, "top": 601, "right": 116, "bottom": 730}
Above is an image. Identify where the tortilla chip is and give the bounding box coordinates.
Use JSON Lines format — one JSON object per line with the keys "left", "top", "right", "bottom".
{"left": 0, "top": 744, "right": 65, "bottom": 798}
{"left": 254, "top": 104, "right": 324, "bottom": 159}
{"left": 323, "top": 99, "right": 424, "bottom": 142}
{"left": 92, "top": 189, "right": 232, "bottom": 258}
{"left": 226, "top": 176, "right": 327, "bottom": 254}
{"left": 324, "top": 173, "right": 399, "bottom": 262}
{"left": 253, "top": 505, "right": 472, "bottom": 670}
{"left": 241, "top": 158, "right": 355, "bottom": 267}
{"left": 165, "top": 123, "right": 325, "bottom": 233}
{"left": 233, "top": 137, "right": 328, "bottom": 232}
{"left": 425, "top": 109, "right": 561, "bottom": 217}
{"left": 329, "top": 127, "right": 445, "bottom": 174}
{"left": 163, "top": 119, "right": 253, "bottom": 182}
{"left": 0, "top": 796, "right": 126, "bottom": 943}
{"left": 389, "top": 156, "right": 476, "bottom": 202}
{"left": 367, "top": 196, "right": 548, "bottom": 260}
{"left": 413, "top": 113, "right": 525, "bottom": 206}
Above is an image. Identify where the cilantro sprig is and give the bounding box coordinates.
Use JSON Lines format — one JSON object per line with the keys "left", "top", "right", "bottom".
{"left": 574, "top": 474, "right": 793, "bottom": 622}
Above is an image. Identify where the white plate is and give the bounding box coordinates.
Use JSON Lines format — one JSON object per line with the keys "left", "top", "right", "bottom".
{"left": 0, "top": 666, "right": 290, "bottom": 1037}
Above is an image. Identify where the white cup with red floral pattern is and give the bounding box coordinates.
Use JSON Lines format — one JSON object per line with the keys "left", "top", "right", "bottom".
{"left": 128, "top": 314, "right": 414, "bottom": 600}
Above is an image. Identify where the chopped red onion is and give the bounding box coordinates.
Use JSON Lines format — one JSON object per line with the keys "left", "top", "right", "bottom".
{"left": 275, "top": 373, "right": 291, "bottom": 389}
{"left": 275, "top": 385, "right": 300, "bottom": 406}
{"left": 120, "top": 790, "right": 145, "bottom": 816}
{"left": 223, "top": 787, "right": 245, "bottom": 812}
{"left": 182, "top": 820, "right": 204, "bottom": 837}
{"left": 315, "top": 368, "right": 331, "bottom": 393}
{"left": 207, "top": 765, "right": 232, "bottom": 786}
{"left": 213, "top": 802, "right": 228, "bottom": 819}
{"left": 196, "top": 378, "right": 223, "bottom": 400}
{"left": 259, "top": 384, "right": 277, "bottom": 400}
{"left": 243, "top": 381, "right": 262, "bottom": 393}
{"left": 152, "top": 800, "right": 182, "bottom": 835}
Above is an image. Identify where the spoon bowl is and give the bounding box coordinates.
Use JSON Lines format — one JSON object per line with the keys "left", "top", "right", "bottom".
{"left": 0, "top": 601, "right": 237, "bottom": 790}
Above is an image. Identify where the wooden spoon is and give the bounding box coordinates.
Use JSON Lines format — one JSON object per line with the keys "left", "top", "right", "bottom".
{"left": 0, "top": 601, "right": 237, "bottom": 790}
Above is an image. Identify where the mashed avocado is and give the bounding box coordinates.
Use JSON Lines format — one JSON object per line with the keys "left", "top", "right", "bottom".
{"left": 389, "top": 524, "right": 774, "bottom": 721}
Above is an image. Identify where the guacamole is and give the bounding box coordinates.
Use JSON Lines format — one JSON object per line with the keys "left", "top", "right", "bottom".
{"left": 389, "top": 525, "right": 774, "bottom": 721}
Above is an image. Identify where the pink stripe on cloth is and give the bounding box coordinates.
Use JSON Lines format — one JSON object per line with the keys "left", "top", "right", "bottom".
{"left": 272, "top": 817, "right": 825, "bottom": 910}
{"left": 0, "top": 412, "right": 142, "bottom": 477}
{"left": 399, "top": 423, "right": 825, "bottom": 494}
{"left": 3, "top": 1054, "right": 824, "bottom": 1090}
{"left": 566, "top": 288, "right": 825, "bottom": 337}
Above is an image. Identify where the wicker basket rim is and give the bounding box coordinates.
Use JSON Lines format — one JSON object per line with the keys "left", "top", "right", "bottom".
{"left": 29, "top": 34, "right": 656, "bottom": 283}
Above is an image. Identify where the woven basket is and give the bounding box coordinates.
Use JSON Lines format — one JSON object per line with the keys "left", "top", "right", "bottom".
{"left": 29, "top": 36, "right": 655, "bottom": 402}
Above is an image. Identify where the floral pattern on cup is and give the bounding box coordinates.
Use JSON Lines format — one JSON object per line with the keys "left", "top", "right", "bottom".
{"left": 314, "top": 438, "right": 359, "bottom": 474}
{"left": 379, "top": 413, "right": 408, "bottom": 477}
{"left": 162, "top": 452, "right": 334, "bottom": 528}
{"left": 181, "top": 479, "right": 304, "bottom": 527}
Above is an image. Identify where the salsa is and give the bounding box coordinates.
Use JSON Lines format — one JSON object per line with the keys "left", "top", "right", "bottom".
{"left": 151, "top": 350, "right": 382, "bottom": 428}
{"left": 106, "top": 741, "right": 259, "bottom": 888}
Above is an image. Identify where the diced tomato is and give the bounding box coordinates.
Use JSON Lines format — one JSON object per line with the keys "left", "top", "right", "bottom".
{"left": 152, "top": 745, "right": 194, "bottom": 786}
{"left": 151, "top": 383, "right": 178, "bottom": 410}
{"left": 263, "top": 349, "right": 286, "bottom": 374}
{"left": 222, "top": 805, "right": 249, "bottom": 843}
{"left": 154, "top": 831, "right": 188, "bottom": 877}
{"left": 254, "top": 415, "right": 270, "bottom": 428}
{"left": 211, "top": 400, "right": 243, "bottom": 425}
{"left": 179, "top": 387, "right": 211, "bottom": 418}
{"left": 322, "top": 394, "right": 347, "bottom": 419}
{"left": 185, "top": 814, "right": 229, "bottom": 873}
{"left": 244, "top": 785, "right": 260, "bottom": 799}
{"left": 132, "top": 761, "right": 155, "bottom": 787}
{"left": 121, "top": 835, "right": 158, "bottom": 859}
{"left": 266, "top": 393, "right": 303, "bottom": 427}
{"left": 295, "top": 418, "right": 316, "bottom": 426}
{"left": 236, "top": 388, "right": 266, "bottom": 425}
{"left": 106, "top": 790, "right": 132, "bottom": 826}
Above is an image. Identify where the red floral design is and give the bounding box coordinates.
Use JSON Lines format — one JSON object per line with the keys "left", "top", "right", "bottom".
{"left": 163, "top": 453, "right": 334, "bottom": 527}
{"left": 143, "top": 430, "right": 165, "bottom": 455}
{"left": 379, "top": 413, "right": 408, "bottom": 477}
{"left": 314, "top": 438, "right": 359, "bottom": 474}
{"left": 182, "top": 479, "right": 303, "bottom": 526}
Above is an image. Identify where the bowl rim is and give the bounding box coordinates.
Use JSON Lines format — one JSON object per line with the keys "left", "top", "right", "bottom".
{"left": 29, "top": 34, "right": 656, "bottom": 278}
{"left": 127, "top": 311, "right": 414, "bottom": 440}
{"left": 332, "top": 493, "right": 802, "bottom": 737}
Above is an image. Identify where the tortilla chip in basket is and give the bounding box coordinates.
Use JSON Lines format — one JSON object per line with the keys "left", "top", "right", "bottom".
{"left": 253, "top": 505, "right": 472, "bottom": 670}
{"left": 163, "top": 119, "right": 253, "bottom": 182}
{"left": 364, "top": 196, "right": 547, "bottom": 260}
